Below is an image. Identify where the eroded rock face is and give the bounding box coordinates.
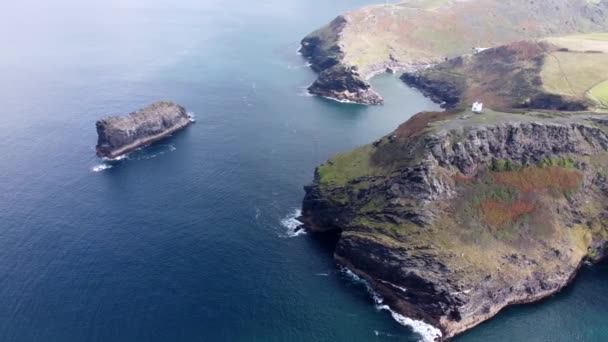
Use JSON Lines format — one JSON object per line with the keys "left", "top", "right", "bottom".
{"left": 308, "top": 65, "right": 384, "bottom": 105}
{"left": 301, "top": 115, "right": 608, "bottom": 340}
{"left": 96, "top": 101, "right": 192, "bottom": 158}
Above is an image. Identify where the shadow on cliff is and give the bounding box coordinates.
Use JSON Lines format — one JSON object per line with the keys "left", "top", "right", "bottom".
{"left": 303, "top": 230, "right": 342, "bottom": 258}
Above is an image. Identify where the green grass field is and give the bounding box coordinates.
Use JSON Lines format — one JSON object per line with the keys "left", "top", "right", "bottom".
{"left": 541, "top": 51, "right": 608, "bottom": 100}
{"left": 590, "top": 81, "right": 608, "bottom": 107}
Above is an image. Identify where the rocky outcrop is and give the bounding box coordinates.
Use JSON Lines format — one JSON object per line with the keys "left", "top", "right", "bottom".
{"left": 308, "top": 65, "right": 383, "bottom": 105}
{"left": 301, "top": 112, "right": 608, "bottom": 340}
{"left": 95, "top": 101, "right": 192, "bottom": 159}
{"left": 301, "top": 0, "right": 608, "bottom": 105}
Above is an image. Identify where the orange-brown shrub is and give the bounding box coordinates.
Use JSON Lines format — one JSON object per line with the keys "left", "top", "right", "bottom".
{"left": 480, "top": 199, "right": 536, "bottom": 227}
{"left": 492, "top": 167, "right": 581, "bottom": 193}
{"left": 452, "top": 172, "right": 473, "bottom": 184}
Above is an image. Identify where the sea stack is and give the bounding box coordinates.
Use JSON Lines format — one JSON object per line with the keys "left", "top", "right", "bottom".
{"left": 95, "top": 101, "right": 193, "bottom": 159}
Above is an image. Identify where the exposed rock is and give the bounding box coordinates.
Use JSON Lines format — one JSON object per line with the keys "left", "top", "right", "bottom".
{"left": 95, "top": 101, "right": 192, "bottom": 159}
{"left": 308, "top": 65, "right": 383, "bottom": 105}
{"left": 301, "top": 111, "right": 608, "bottom": 340}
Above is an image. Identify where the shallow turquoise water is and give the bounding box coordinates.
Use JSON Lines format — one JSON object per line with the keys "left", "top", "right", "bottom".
{"left": 0, "top": 1, "right": 607, "bottom": 341}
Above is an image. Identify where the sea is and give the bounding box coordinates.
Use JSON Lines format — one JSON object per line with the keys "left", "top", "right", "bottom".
{"left": 1, "top": 0, "right": 607, "bottom": 341}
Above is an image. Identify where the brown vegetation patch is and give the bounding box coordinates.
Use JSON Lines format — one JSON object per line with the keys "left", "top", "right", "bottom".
{"left": 492, "top": 166, "right": 581, "bottom": 193}
{"left": 480, "top": 199, "right": 536, "bottom": 227}
{"left": 393, "top": 111, "right": 456, "bottom": 139}
{"left": 452, "top": 172, "right": 473, "bottom": 184}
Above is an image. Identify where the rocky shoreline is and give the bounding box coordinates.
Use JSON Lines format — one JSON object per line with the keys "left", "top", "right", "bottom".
{"left": 301, "top": 114, "right": 608, "bottom": 340}
{"left": 95, "top": 101, "right": 193, "bottom": 159}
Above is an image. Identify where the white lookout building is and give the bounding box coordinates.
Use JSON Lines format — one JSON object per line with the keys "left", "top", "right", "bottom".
{"left": 472, "top": 101, "right": 484, "bottom": 114}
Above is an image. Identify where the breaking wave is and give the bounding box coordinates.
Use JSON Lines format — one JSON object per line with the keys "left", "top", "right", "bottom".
{"left": 281, "top": 209, "right": 306, "bottom": 237}
{"left": 379, "top": 305, "right": 443, "bottom": 342}
{"left": 297, "top": 86, "right": 313, "bottom": 97}
{"left": 340, "top": 268, "right": 442, "bottom": 342}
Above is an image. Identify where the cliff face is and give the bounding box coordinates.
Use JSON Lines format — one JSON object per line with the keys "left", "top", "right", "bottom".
{"left": 96, "top": 101, "right": 192, "bottom": 159}
{"left": 301, "top": 0, "right": 608, "bottom": 105}
{"left": 302, "top": 111, "right": 608, "bottom": 340}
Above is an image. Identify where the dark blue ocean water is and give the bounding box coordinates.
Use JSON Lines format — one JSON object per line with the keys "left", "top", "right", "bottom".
{"left": 1, "top": 1, "right": 607, "bottom": 341}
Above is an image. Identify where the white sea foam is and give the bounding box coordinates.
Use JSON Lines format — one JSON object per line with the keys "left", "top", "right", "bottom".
{"left": 95, "top": 144, "right": 177, "bottom": 172}
{"left": 255, "top": 208, "right": 261, "bottom": 221}
{"left": 187, "top": 112, "right": 196, "bottom": 123}
{"left": 287, "top": 61, "right": 312, "bottom": 70}
{"left": 341, "top": 268, "right": 442, "bottom": 342}
{"left": 92, "top": 164, "right": 113, "bottom": 172}
{"left": 281, "top": 209, "right": 306, "bottom": 237}
{"left": 130, "top": 145, "right": 176, "bottom": 160}
{"left": 323, "top": 96, "right": 359, "bottom": 105}
{"left": 378, "top": 305, "right": 443, "bottom": 342}
{"left": 102, "top": 154, "right": 127, "bottom": 162}
{"left": 373, "top": 330, "right": 395, "bottom": 338}
{"left": 315, "top": 272, "right": 330, "bottom": 277}
{"left": 297, "top": 86, "right": 314, "bottom": 97}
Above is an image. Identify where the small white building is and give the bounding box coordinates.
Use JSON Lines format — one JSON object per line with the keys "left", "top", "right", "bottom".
{"left": 473, "top": 47, "right": 490, "bottom": 54}
{"left": 472, "top": 101, "right": 484, "bottom": 114}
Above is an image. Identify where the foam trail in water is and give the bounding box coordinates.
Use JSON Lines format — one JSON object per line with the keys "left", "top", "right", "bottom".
{"left": 281, "top": 209, "right": 306, "bottom": 237}
{"left": 341, "top": 268, "right": 442, "bottom": 342}
{"left": 93, "top": 143, "right": 178, "bottom": 172}
{"left": 92, "top": 164, "right": 113, "bottom": 172}
{"left": 374, "top": 330, "right": 395, "bottom": 338}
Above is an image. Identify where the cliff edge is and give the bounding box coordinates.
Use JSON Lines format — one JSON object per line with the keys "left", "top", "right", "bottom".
{"left": 302, "top": 110, "right": 608, "bottom": 340}
{"left": 96, "top": 101, "right": 192, "bottom": 159}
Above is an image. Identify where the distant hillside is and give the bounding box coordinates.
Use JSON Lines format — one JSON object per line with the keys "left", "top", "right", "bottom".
{"left": 300, "top": 0, "right": 608, "bottom": 104}
{"left": 401, "top": 35, "right": 608, "bottom": 111}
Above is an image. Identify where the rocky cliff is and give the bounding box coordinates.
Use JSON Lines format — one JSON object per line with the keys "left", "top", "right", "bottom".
{"left": 301, "top": 0, "right": 608, "bottom": 105}
{"left": 96, "top": 101, "right": 192, "bottom": 159}
{"left": 301, "top": 110, "right": 608, "bottom": 340}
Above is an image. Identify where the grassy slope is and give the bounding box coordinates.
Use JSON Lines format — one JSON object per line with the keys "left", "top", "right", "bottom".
{"left": 402, "top": 35, "right": 608, "bottom": 111}
{"left": 541, "top": 35, "right": 608, "bottom": 107}
{"left": 328, "top": 0, "right": 608, "bottom": 74}
{"left": 590, "top": 81, "right": 608, "bottom": 106}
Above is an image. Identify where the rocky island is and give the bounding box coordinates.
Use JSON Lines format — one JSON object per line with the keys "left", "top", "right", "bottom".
{"left": 301, "top": 32, "right": 608, "bottom": 341}
{"left": 95, "top": 101, "right": 193, "bottom": 159}
{"left": 300, "top": 0, "right": 608, "bottom": 105}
